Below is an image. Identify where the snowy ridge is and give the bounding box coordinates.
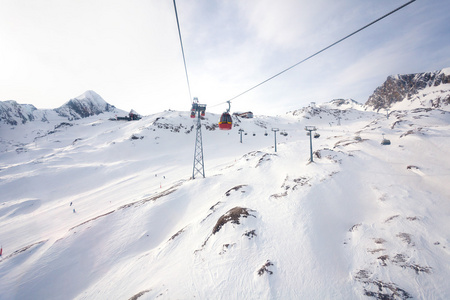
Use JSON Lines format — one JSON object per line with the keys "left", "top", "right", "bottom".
{"left": 286, "top": 99, "right": 370, "bottom": 129}
{"left": 0, "top": 90, "right": 125, "bottom": 126}
{"left": 321, "top": 98, "right": 364, "bottom": 110}
{"left": 0, "top": 100, "right": 40, "bottom": 125}
{"left": 0, "top": 103, "right": 449, "bottom": 299}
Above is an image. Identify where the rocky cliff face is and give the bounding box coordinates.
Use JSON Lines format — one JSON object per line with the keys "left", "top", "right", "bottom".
{"left": 365, "top": 68, "right": 450, "bottom": 110}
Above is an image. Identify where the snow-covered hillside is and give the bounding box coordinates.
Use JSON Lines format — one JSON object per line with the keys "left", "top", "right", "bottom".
{"left": 0, "top": 98, "right": 449, "bottom": 299}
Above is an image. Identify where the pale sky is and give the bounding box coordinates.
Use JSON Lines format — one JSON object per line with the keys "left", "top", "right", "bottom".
{"left": 1, "top": 0, "right": 449, "bottom": 116}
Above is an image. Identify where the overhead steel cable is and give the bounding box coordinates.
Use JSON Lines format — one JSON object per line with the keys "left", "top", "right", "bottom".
{"left": 173, "top": 0, "right": 192, "bottom": 103}
{"left": 214, "top": 0, "right": 417, "bottom": 107}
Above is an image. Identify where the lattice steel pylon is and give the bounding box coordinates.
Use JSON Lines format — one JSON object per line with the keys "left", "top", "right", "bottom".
{"left": 191, "top": 99, "right": 206, "bottom": 179}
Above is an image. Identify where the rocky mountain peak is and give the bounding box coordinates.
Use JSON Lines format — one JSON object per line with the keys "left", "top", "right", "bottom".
{"left": 55, "top": 90, "right": 117, "bottom": 120}
{"left": 365, "top": 68, "right": 450, "bottom": 110}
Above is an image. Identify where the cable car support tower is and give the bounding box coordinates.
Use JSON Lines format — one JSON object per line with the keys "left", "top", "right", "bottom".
{"left": 191, "top": 98, "right": 206, "bottom": 179}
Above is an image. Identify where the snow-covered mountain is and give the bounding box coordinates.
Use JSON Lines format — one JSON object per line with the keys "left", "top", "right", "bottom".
{"left": 365, "top": 68, "right": 450, "bottom": 111}
{"left": 54, "top": 90, "right": 120, "bottom": 120}
{"left": 0, "top": 100, "right": 42, "bottom": 125}
{"left": 0, "top": 90, "right": 125, "bottom": 126}
{"left": 286, "top": 99, "right": 370, "bottom": 128}
{"left": 289, "top": 98, "right": 364, "bottom": 115}
{"left": 1, "top": 90, "right": 449, "bottom": 299}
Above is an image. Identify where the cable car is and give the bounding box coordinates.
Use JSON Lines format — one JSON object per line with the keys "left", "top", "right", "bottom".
{"left": 190, "top": 97, "right": 206, "bottom": 119}
{"left": 219, "top": 113, "right": 232, "bottom": 130}
{"left": 218, "top": 101, "right": 232, "bottom": 130}
{"left": 190, "top": 99, "right": 197, "bottom": 118}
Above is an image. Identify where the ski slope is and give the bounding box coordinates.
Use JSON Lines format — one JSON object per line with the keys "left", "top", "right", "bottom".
{"left": 0, "top": 102, "right": 449, "bottom": 299}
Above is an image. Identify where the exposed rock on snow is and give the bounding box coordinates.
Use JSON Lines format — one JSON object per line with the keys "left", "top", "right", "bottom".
{"left": 354, "top": 269, "right": 413, "bottom": 300}
{"left": 243, "top": 229, "right": 257, "bottom": 239}
{"left": 349, "top": 223, "right": 362, "bottom": 232}
{"left": 270, "top": 191, "right": 288, "bottom": 199}
{"left": 212, "top": 207, "right": 256, "bottom": 235}
{"left": 0, "top": 240, "right": 48, "bottom": 261}
{"left": 130, "top": 134, "right": 144, "bottom": 140}
{"left": 169, "top": 227, "right": 186, "bottom": 242}
{"left": 219, "top": 243, "right": 236, "bottom": 255}
{"left": 225, "top": 185, "right": 247, "bottom": 196}
{"left": 117, "top": 181, "right": 184, "bottom": 210}
{"left": 281, "top": 175, "right": 311, "bottom": 191}
{"left": 257, "top": 260, "right": 274, "bottom": 276}
{"left": 240, "top": 150, "right": 277, "bottom": 168}
{"left": 127, "top": 289, "right": 151, "bottom": 300}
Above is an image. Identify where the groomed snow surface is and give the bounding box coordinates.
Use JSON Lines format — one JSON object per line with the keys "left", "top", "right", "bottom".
{"left": 0, "top": 103, "right": 449, "bottom": 299}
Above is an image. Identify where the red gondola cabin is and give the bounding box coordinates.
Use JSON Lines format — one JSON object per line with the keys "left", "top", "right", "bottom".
{"left": 219, "top": 112, "right": 232, "bottom": 130}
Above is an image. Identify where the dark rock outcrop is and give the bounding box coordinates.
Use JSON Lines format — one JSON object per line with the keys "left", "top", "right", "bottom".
{"left": 366, "top": 69, "right": 450, "bottom": 110}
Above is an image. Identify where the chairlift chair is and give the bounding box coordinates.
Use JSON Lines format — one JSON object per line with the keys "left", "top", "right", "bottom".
{"left": 381, "top": 134, "right": 391, "bottom": 145}
{"left": 381, "top": 138, "right": 391, "bottom": 145}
